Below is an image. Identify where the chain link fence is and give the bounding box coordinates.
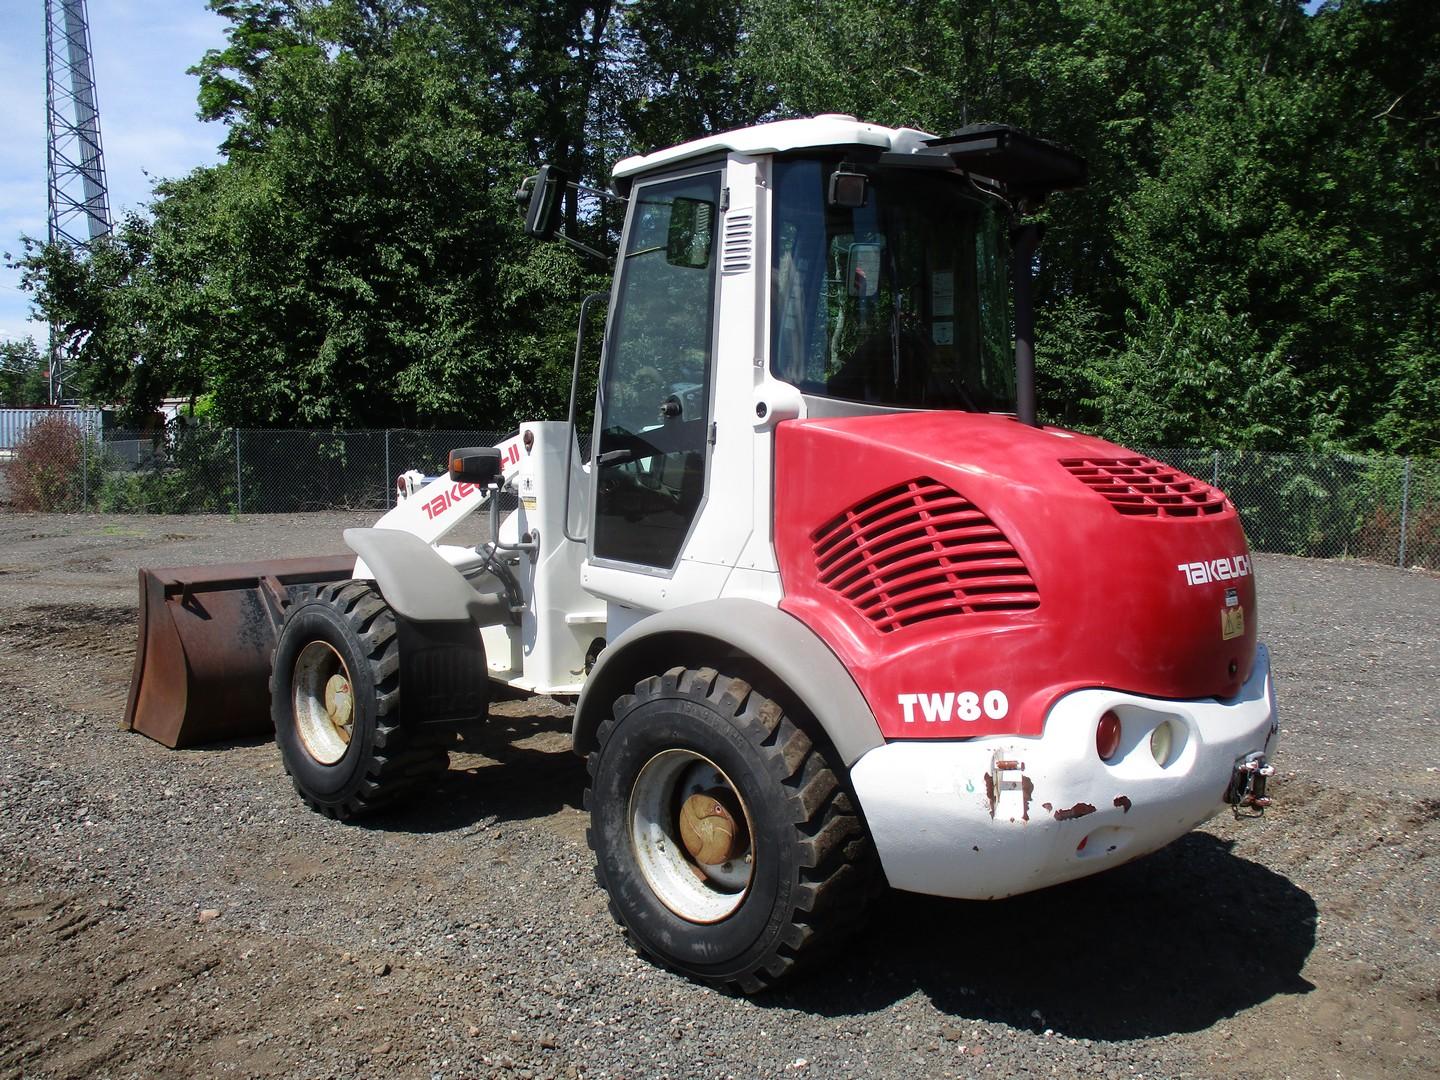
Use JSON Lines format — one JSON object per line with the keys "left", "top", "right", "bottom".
{"left": 3, "top": 421, "right": 1437, "bottom": 570}
{"left": 1139, "top": 448, "right": 1439, "bottom": 570}
{"left": 71, "top": 427, "right": 509, "bottom": 515}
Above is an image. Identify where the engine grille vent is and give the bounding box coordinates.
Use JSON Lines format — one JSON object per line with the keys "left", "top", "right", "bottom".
{"left": 811, "top": 477, "right": 1039, "bottom": 633}
{"left": 721, "top": 212, "right": 753, "bottom": 274}
{"left": 1060, "top": 456, "right": 1229, "bottom": 517}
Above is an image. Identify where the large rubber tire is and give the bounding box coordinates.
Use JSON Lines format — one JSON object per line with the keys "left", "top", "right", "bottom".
{"left": 586, "top": 666, "right": 877, "bottom": 993}
{"left": 270, "top": 581, "right": 448, "bottom": 819}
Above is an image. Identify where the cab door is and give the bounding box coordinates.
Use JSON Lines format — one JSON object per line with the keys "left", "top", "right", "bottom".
{"left": 592, "top": 169, "right": 721, "bottom": 570}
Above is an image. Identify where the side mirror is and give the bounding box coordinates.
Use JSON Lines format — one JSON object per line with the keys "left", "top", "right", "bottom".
{"left": 665, "top": 196, "right": 715, "bottom": 268}
{"left": 448, "top": 446, "right": 502, "bottom": 486}
{"left": 520, "top": 164, "right": 569, "bottom": 239}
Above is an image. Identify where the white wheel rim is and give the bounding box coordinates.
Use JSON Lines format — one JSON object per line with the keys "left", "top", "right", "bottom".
{"left": 628, "top": 749, "right": 755, "bottom": 924}
{"left": 292, "top": 641, "right": 354, "bottom": 765}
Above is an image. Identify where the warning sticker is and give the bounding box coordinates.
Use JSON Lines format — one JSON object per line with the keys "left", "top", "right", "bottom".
{"left": 1221, "top": 606, "right": 1245, "bottom": 640}
{"left": 931, "top": 270, "right": 954, "bottom": 317}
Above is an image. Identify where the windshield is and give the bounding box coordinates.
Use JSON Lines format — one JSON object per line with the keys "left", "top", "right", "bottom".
{"left": 770, "top": 157, "right": 1013, "bottom": 411}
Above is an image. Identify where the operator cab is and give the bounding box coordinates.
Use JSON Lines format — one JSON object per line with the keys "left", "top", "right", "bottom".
{"left": 524, "top": 115, "right": 1085, "bottom": 622}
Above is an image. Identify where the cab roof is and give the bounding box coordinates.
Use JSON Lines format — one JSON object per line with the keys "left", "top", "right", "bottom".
{"left": 611, "top": 115, "right": 937, "bottom": 179}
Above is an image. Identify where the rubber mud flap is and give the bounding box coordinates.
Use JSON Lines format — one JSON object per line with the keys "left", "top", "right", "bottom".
{"left": 124, "top": 556, "right": 356, "bottom": 748}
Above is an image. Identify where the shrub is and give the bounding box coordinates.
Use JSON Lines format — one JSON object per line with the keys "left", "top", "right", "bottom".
{"left": 8, "top": 415, "right": 86, "bottom": 511}
{"left": 1404, "top": 503, "right": 1440, "bottom": 571}
{"left": 95, "top": 425, "right": 239, "bottom": 513}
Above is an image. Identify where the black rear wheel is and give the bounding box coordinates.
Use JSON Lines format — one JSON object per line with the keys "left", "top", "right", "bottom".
{"left": 271, "top": 581, "right": 447, "bottom": 819}
{"left": 586, "top": 666, "right": 877, "bottom": 993}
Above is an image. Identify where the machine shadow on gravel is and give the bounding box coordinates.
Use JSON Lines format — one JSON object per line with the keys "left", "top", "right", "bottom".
{"left": 361, "top": 711, "right": 586, "bottom": 834}
{"left": 770, "top": 831, "right": 1317, "bottom": 1040}
{"left": 354, "top": 724, "right": 1318, "bottom": 1038}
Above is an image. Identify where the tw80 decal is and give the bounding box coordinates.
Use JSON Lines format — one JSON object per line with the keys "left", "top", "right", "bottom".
{"left": 898, "top": 690, "right": 1010, "bottom": 724}
{"left": 1177, "top": 554, "right": 1251, "bottom": 586}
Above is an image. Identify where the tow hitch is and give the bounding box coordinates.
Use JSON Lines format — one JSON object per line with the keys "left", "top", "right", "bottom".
{"left": 1226, "top": 752, "right": 1275, "bottom": 817}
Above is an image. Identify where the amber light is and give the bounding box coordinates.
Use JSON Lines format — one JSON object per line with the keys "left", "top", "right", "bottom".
{"left": 1096, "top": 710, "right": 1122, "bottom": 761}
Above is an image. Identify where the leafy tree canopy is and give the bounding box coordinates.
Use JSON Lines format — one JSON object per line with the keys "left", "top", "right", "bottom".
{"left": 0, "top": 337, "right": 49, "bottom": 407}
{"left": 13, "top": 0, "right": 1438, "bottom": 454}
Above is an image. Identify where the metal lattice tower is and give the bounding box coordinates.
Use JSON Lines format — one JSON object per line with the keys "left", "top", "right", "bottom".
{"left": 45, "top": 0, "right": 111, "bottom": 403}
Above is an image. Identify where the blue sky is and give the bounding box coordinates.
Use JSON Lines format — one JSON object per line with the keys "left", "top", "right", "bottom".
{"left": 0, "top": 1, "right": 229, "bottom": 344}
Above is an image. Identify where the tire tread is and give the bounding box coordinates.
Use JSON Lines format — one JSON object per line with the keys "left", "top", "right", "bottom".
{"left": 278, "top": 581, "right": 448, "bottom": 820}
{"left": 585, "top": 667, "right": 879, "bottom": 995}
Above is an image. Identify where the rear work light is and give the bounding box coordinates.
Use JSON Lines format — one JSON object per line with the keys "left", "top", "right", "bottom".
{"left": 1096, "top": 710, "right": 1122, "bottom": 761}
{"left": 1150, "top": 720, "right": 1175, "bottom": 766}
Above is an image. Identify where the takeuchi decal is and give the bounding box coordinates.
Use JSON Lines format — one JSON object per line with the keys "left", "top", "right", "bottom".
{"left": 422, "top": 482, "right": 479, "bottom": 520}
{"left": 1177, "top": 554, "right": 1251, "bottom": 586}
{"left": 420, "top": 440, "right": 522, "bottom": 521}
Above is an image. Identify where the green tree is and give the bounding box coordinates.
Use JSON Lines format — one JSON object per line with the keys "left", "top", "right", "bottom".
{"left": 743, "top": 0, "right": 1437, "bottom": 455}
{"left": 613, "top": 0, "right": 772, "bottom": 157}
{"left": 14, "top": 0, "right": 1436, "bottom": 456}
{"left": 23, "top": 0, "right": 601, "bottom": 429}
{"left": 0, "top": 338, "right": 49, "bottom": 406}
{"left": 17, "top": 215, "right": 163, "bottom": 422}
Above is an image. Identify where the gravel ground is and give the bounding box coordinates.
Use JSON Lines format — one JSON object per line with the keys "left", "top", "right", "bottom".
{"left": 0, "top": 512, "right": 1435, "bottom": 1080}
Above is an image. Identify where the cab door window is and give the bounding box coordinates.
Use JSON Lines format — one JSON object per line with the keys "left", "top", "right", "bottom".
{"left": 593, "top": 171, "right": 721, "bottom": 568}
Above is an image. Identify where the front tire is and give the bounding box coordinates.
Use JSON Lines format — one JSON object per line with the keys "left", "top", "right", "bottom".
{"left": 586, "top": 667, "right": 876, "bottom": 993}
{"left": 270, "top": 581, "right": 447, "bottom": 819}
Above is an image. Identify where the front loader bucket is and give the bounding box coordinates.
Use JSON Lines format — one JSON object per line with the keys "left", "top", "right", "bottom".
{"left": 124, "top": 556, "right": 357, "bottom": 748}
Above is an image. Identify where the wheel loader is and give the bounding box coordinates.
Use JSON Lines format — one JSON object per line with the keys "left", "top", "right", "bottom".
{"left": 125, "top": 115, "right": 1279, "bottom": 993}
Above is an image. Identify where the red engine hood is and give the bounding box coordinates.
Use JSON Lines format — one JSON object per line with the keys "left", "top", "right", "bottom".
{"left": 774, "top": 412, "right": 1259, "bottom": 739}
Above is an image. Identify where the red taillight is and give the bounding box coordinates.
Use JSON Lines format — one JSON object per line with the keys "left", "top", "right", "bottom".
{"left": 1096, "top": 710, "right": 1122, "bottom": 760}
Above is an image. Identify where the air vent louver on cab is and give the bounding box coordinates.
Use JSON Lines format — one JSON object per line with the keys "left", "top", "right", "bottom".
{"left": 721, "top": 212, "right": 753, "bottom": 274}
{"left": 1060, "top": 456, "right": 1229, "bottom": 517}
{"left": 811, "top": 478, "right": 1040, "bottom": 633}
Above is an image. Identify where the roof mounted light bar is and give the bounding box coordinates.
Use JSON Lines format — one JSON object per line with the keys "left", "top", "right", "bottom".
{"left": 879, "top": 123, "right": 1087, "bottom": 206}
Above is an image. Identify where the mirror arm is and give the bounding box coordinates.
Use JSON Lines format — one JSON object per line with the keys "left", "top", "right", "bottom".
{"left": 559, "top": 231, "right": 614, "bottom": 263}
{"left": 572, "top": 181, "right": 627, "bottom": 204}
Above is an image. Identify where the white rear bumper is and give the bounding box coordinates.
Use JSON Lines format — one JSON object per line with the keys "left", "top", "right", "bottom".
{"left": 850, "top": 645, "right": 1279, "bottom": 899}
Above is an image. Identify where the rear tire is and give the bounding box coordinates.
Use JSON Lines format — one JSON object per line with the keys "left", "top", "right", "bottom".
{"left": 586, "top": 666, "right": 877, "bottom": 993}
{"left": 270, "top": 581, "right": 447, "bottom": 819}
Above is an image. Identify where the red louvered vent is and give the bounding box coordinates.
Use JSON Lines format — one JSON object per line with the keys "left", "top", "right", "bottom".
{"left": 811, "top": 478, "right": 1040, "bottom": 633}
{"left": 1060, "top": 457, "right": 1229, "bottom": 517}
